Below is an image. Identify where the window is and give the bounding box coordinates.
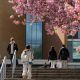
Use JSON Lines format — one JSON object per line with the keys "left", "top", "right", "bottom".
{"left": 68, "top": 32, "right": 78, "bottom": 39}
{"left": 26, "top": 14, "right": 43, "bottom": 59}
{"left": 67, "top": 31, "right": 80, "bottom": 61}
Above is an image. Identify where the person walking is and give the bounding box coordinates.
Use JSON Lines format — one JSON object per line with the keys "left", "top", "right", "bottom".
{"left": 7, "top": 37, "right": 18, "bottom": 64}
{"left": 48, "top": 46, "right": 57, "bottom": 68}
{"left": 21, "top": 45, "right": 34, "bottom": 79}
{"left": 58, "top": 44, "right": 70, "bottom": 68}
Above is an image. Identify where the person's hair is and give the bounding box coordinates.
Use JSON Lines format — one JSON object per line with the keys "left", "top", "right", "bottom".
{"left": 26, "top": 45, "right": 30, "bottom": 49}
{"left": 50, "top": 46, "right": 55, "bottom": 51}
{"left": 62, "top": 44, "right": 65, "bottom": 47}
{"left": 10, "top": 37, "right": 14, "bottom": 41}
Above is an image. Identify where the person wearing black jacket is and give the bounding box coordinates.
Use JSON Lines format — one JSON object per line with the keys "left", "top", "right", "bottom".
{"left": 48, "top": 46, "right": 57, "bottom": 68}
{"left": 7, "top": 37, "right": 18, "bottom": 64}
{"left": 58, "top": 45, "right": 70, "bottom": 68}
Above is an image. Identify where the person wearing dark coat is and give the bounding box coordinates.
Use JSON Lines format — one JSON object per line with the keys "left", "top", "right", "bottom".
{"left": 48, "top": 46, "right": 57, "bottom": 68}
{"left": 58, "top": 45, "right": 70, "bottom": 68}
{"left": 7, "top": 37, "right": 18, "bottom": 64}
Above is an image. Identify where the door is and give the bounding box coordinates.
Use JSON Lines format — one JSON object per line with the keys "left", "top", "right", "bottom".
{"left": 26, "top": 14, "right": 43, "bottom": 59}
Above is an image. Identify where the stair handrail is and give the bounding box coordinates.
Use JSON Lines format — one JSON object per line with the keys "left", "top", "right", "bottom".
{"left": 0, "top": 56, "right": 7, "bottom": 80}
{"left": 12, "top": 50, "right": 16, "bottom": 78}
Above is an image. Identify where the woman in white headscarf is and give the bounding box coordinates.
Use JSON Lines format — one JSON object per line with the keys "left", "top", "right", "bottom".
{"left": 21, "top": 45, "right": 34, "bottom": 79}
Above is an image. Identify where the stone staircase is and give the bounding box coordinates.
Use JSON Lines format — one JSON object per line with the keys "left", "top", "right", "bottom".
{"left": 5, "top": 64, "right": 80, "bottom": 80}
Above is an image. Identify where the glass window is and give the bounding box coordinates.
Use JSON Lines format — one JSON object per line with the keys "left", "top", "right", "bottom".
{"left": 68, "top": 31, "right": 80, "bottom": 39}
{"left": 68, "top": 32, "right": 78, "bottom": 39}
{"left": 78, "top": 32, "right": 80, "bottom": 39}
{"left": 67, "top": 30, "right": 80, "bottom": 61}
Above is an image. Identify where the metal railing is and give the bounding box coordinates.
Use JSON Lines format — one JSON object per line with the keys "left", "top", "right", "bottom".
{"left": 0, "top": 56, "right": 7, "bottom": 80}
{"left": 12, "top": 50, "right": 16, "bottom": 78}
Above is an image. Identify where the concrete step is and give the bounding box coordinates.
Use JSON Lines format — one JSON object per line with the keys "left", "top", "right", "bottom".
{"left": 6, "top": 75, "right": 80, "bottom": 78}
{"left": 6, "top": 64, "right": 80, "bottom": 79}
{"left": 32, "top": 74, "right": 80, "bottom": 78}
{"left": 4, "top": 61, "right": 80, "bottom": 80}
{"left": 6, "top": 72, "right": 80, "bottom": 79}
{"left": 6, "top": 67, "right": 80, "bottom": 71}
{"left": 6, "top": 69, "right": 80, "bottom": 74}
{"left": 4, "top": 78, "right": 80, "bottom": 80}
{"left": 5, "top": 78, "right": 34, "bottom": 80}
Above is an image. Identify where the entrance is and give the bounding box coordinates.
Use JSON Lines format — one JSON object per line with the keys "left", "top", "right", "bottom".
{"left": 26, "top": 14, "right": 43, "bottom": 59}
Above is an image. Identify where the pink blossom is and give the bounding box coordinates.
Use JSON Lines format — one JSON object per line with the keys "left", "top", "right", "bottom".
{"left": 78, "top": 16, "right": 80, "bottom": 20}
{"left": 21, "top": 21, "right": 26, "bottom": 25}
{"left": 8, "top": 0, "right": 80, "bottom": 35}
{"left": 13, "top": 20, "right": 20, "bottom": 25}
{"left": 46, "top": 0, "right": 54, "bottom": 3}
{"left": 46, "top": 29, "right": 54, "bottom": 35}
{"left": 71, "top": 21, "right": 79, "bottom": 27}
{"left": 61, "top": 29, "right": 67, "bottom": 34}
{"left": 10, "top": 15, "right": 14, "bottom": 19}
{"left": 8, "top": 0, "right": 14, "bottom": 3}
{"left": 70, "top": 29, "right": 77, "bottom": 36}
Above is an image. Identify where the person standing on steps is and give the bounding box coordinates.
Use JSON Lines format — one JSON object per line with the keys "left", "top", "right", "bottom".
{"left": 58, "top": 44, "right": 70, "bottom": 68}
{"left": 48, "top": 46, "right": 57, "bottom": 68}
{"left": 7, "top": 37, "right": 18, "bottom": 64}
{"left": 21, "top": 45, "right": 34, "bottom": 79}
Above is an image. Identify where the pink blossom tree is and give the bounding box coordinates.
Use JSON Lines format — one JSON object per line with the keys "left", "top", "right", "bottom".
{"left": 8, "top": 0, "right": 80, "bottom": 35}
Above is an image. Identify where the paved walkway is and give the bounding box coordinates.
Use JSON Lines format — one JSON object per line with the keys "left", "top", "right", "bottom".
{"left": 4, "top": 59, "right": 80, "bottom": 68}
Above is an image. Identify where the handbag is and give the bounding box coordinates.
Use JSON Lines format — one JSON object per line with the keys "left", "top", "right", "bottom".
{"left": 28, "top": 58, "right": 32, "bottom": 64}
{"left": 21, "top": 55, "right": 28, "bottom": 62}
{"left": 56, "top": 60, "right": 62, "bottom": 68}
